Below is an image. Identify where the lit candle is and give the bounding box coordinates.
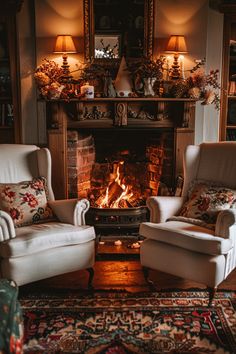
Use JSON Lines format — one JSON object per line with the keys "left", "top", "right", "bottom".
{"left": 131, "top": 242, "right": 140, "bottom": 249}
{"left": 114, "top": 240, "right": 122, "bottom": 246}
{"left": 179, "top": 55, "right": 185, "bottom": 79}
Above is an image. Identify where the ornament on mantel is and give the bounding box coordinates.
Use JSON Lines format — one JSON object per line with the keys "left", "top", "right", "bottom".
{"left": 114, "top": 56, "right": 133, "bottom": 97}
{"left": 80, "top": 82, "right": 94, "bottom": 98}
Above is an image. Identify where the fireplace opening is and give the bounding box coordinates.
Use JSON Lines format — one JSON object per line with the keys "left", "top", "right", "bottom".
{"left": 67, "top": 128, "right": 174, "bottom": 232}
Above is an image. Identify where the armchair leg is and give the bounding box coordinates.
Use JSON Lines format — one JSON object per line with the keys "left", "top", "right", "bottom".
{"left": 207, "top": 286, "right": 217, "bottom": 307}
{"left": 86, "top": 267, "right": 94, "bottom": 289}
{"left": 142, "top": 266, "right": 155, "bottom": 288}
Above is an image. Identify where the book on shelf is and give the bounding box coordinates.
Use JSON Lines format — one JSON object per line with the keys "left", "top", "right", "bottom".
{"left": 226, "top": 128, "right": 236, "bottom": 141}
{"left": 0, "top": 103, "right": 14, "bottom": 126}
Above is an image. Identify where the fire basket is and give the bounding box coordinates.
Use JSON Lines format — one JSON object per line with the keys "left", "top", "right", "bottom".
{"left": 86, "top": 206, "right": 149, "bottom": 234}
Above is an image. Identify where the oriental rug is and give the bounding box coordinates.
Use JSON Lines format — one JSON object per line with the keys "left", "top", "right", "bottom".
{"left": 20, "top": 290, "right": 236, "bottom": 354}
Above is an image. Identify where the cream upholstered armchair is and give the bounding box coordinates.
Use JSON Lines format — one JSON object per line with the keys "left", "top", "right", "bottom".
{"left": 0, "top": 144, "right": 96, "bottom": 287}
{"left": 140, "top": 142, "right": 236, "bottom": 305}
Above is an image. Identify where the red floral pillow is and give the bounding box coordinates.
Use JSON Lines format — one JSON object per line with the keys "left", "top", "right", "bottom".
{"left": 179, "top": 182, "right": 236, "bottom": 227}
{"left": 0, "top": 177, "right": 54, "bottom": 227}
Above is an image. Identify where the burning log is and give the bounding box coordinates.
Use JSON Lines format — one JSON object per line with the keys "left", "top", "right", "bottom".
{"left": 106, "top": 181, "right": 124, "bottom": 206}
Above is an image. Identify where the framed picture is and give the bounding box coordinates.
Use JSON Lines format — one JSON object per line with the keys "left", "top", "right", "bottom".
{"left": 94, "top": 34, "right": 120, "bottom": 59}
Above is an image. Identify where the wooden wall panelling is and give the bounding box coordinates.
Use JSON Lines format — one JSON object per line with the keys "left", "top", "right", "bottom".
{"left": 47, "top": 102, "right": 68, "bottom": 199}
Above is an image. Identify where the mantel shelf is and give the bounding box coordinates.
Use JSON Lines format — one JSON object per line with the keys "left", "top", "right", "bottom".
{"left": 43, "top": 97, "right": 197, "bottom": 103}
{"left": 67, "top": 118, "right": 174, "bottom": 130}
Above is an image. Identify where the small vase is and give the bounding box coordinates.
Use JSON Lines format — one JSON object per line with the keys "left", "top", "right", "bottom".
{"left": 143, "top": 77, "right": 156, "bottom": 96}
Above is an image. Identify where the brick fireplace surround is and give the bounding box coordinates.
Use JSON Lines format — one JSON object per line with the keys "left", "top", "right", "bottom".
{"left": 67, "top": 129, "right": 174, "bottom": 204}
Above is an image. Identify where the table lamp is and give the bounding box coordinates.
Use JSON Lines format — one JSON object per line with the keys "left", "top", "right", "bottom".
{"left": 165, "top": 35, "right": 187, "bottom": 80}
{"left": 54, "top": 35, "right": 77, "bottom": 81}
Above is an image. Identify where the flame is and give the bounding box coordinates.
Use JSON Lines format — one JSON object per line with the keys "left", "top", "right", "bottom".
{"left": 99, "top": 161, "right": 133, "bottom": 208}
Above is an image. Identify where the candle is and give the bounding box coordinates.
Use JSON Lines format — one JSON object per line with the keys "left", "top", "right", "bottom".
{"left": 114, "top": 240, "right": 122, "bottom": 246}
{"left": 131, "top": 242, "right": 140, "bottom": 249}
{"left": 80, "top": 82, "right": 94, "bottom": 98}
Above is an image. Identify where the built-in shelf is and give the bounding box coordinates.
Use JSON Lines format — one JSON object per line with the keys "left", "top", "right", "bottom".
{"left": 0, "top": 3, "right": 22, "bottom": 143}
{"left": 220, "top": 5, "right": 236, "bottom": 141}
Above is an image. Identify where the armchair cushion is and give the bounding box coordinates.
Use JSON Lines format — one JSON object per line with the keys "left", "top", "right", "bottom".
{"left": 179, "top": 181, "right": 236, "bottom": 229}
{"left": 140, "top": 220, "right": 233, "bottom": 256}
{"left": 0, "top": 222, "right": 95, "bottom": 258}
{"left": 0, "top": 177, "right": 54, "bottom": 228}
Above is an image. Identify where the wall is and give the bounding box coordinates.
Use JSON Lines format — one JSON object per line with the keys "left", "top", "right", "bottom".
{"left": 155, "top": 0, "right": 223, "bottom": 144}
{"left": 20, "top": 0, "right": 223, "bottom": 144}
{"left": 203, "top": 6, "right": 223, "bottom": 143}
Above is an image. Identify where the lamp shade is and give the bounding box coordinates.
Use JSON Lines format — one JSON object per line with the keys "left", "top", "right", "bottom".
{"left": 54, "top": 35, "right": 77, "bottom": 53}
{"left": 166, "top": 35, "right": 187, "bottom": 54}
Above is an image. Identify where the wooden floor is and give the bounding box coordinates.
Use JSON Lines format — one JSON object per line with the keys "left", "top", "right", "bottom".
{"left": 20, "top": 259, "right": 236, "bottom": 294}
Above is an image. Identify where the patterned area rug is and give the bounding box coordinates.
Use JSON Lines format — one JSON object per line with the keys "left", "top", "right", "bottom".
{"left": 20, "top": 290, "right": 236, "bottom": 354}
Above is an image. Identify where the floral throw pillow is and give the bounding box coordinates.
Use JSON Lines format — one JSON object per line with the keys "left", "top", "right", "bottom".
{"left": 179, "top": 182, "right": 236, "bottom": 227}
{"left": 0, "top": 177, "right": 54, "bottom": 228}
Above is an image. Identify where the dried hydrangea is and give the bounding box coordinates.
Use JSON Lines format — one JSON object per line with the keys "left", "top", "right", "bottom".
{"left": 34, "top": 59, "right": 63, "bottom": 84}
{"left": 169, "top": 66, "right": 220, "bottom": 110}
{"left": 34, "top": 59, "right": 64, "bottom": 99}
{"left": 34, "top": 72, "right": 51, "bottom": 87}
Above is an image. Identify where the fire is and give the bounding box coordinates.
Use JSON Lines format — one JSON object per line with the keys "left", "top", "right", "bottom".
{"left": 98, "top": 161, "right": 133, "bottom": 208}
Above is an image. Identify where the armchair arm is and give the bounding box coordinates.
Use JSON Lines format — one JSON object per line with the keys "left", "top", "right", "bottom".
{"left": 0, "top": 210, "right": 16, "bottom": 241}
{"left": 215, "top": 209, "right": 236, "bottom": 239}
{"left": 48, "top": 198, "right": 90, "bottom": 226}
{"left": 147, "top": 196, "right": 185, "bottom": 223}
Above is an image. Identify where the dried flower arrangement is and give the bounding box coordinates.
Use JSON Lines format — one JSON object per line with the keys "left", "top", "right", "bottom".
{"left": 127, "top": 57, "right": 220, "bottom": 109}
{"left": 187, "top": 68, "right": 220, "bottom": 109}
{"left": 34, "top": 57, "right": 220, "bottom": 109}
{"left": 34, "top": 59, "right": 82, "bottom": 100}
{"left": 128, "top": 56, "right": 165, "bottom": 79}
{"left": 169, "top": 59, "right": 220, "bottom": 110}
{"left": 34, "top": 59, "right": 63, "bottom": 99}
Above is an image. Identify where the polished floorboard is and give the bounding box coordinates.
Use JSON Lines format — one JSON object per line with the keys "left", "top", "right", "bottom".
{"left": 20, "top": 260, "right": 236, "bottom": 293}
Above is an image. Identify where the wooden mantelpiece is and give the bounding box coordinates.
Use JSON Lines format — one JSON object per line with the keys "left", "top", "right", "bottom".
{"left": 46, "top": 97, "right": 196, "bottom": 199}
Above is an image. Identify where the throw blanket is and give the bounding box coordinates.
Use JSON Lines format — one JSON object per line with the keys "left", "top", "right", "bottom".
{"left": 0, "top": 279, "right": 23, "bottom": 354}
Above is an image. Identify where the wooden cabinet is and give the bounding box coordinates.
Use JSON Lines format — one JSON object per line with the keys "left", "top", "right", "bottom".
{"left": 220, "top": 5, "right": 236, "bottom": 141}
{"left": 46, "top": 98, "right": 196, "bottom": 199}
{"left": 0, "top": 1, "right": 22, "bottom": 143}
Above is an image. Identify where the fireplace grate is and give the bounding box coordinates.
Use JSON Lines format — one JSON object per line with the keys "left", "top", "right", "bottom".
{"left": 86, "top": 206, "right": 149, "bottom": 234}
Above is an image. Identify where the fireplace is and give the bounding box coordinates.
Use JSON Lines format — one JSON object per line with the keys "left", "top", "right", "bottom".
{"left": 67, "top": 128, "right": 174, "bottom": 232}
{"left": 46, "top": 98, "right": 196, "bottom": 233}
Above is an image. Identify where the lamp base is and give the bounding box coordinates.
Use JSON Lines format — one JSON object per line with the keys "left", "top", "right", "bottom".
{"left": 170, "top": 53, "right": 181, "bottom": 80}
{"left": 60, "top": 53, "right": 73, "bottom": 82}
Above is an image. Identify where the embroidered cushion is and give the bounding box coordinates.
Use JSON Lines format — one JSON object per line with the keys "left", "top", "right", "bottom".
{"left": 0, "top": 177, "right": 54, "bottom": 227}
{"left": 179, "top": 182, "right": 236, "bottom": 229}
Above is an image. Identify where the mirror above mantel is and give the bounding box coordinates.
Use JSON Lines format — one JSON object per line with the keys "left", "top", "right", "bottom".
{"left": 84, "top": 0, "right": 154, "bottom": 61}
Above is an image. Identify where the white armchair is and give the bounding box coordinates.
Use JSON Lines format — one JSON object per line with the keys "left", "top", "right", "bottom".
{"left": 140, "top": 142, "right": 236, "bottom": 305}
{"left": 0, "top": 144, "right": 96, "bottom": 287}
